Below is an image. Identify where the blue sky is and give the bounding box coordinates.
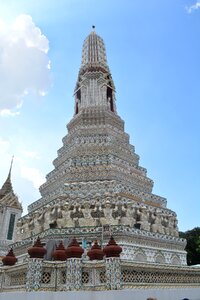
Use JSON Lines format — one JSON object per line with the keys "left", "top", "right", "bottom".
{"left": 0, "top": 0, "right": 199, "bottom": 232}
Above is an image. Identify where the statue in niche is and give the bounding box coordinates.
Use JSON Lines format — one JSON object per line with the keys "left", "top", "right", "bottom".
{"left": 113, "top": 204, "right": 125, "bottom": 219}
{"left": 120, "top": 204, "right": 136, "bottom": 227}
{"left": 167, "top": 214, "right": 179, "bottom": 237}
{"left": 50, "top": 206, "right": 57, "bottom": 221}
{"left": 71, "top": 205, "right": 84, "bottom": 219}
{"left": 162, "top": 214, "right": 170, "bottom": 235}
{"left": 55, "top": 202, "right": 64, "bottom": 227}
{"left": 91, "top": 204, "right": 104, "bottom": 219}
{"left": 151, "top": 209, "right": 164, "bottom": 234}
{"left": 56, "top": 203, "right": 63, "bottom": 219}
{"left": 57, "top": 202, "right": 74, "bottom": 228}
{"left": 100, "top": 200, "right": 118, "bottom": 225}
{"left": 43, "top": 205, "right": 52, "bottom": 230}
{"left": 47, "top": 204, "right": 62, "bottom": 229}
{"left": 50, "top": 203, "right": 63, "bottom": 220}
{"left": 173, "top": 218, "right": 179, "bottom": 237}
{"left": 33, "top": 209, "right": 45, "bottom": 234}
{"left": 27, "top": 215, "right": 34, "bottom": 230}
{"left": 79, "top": 202, "right": 96, "bottom": 226}
{"left": 136, "top": 206, "right": 150, "bottom": 231}
{"left": 113, "top": 204, "right": 118, "bottom": 219}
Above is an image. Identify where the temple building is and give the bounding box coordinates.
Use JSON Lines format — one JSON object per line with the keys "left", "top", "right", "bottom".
{"left": 0, "top": 159, "right": 22, "bottom": 257}
{"left": 1, "top": 28, "right": 200, "bottom": 299}
{"left": 9, "top": 28, "right": 187, "bottom": 266}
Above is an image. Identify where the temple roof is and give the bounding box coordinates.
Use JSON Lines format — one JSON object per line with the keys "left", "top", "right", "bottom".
{"left": 0, "top": 158, "right": 14, "bottom": 200}
{"left": 0, "top": 158, "right": 22, "bottom": 210}
{"left": 0, "top": 191, "right": 22, "bottom": 210}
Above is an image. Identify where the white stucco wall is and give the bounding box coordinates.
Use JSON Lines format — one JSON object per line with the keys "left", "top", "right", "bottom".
{"left": 0, "top": 288, "right": 200, "bottom": 300}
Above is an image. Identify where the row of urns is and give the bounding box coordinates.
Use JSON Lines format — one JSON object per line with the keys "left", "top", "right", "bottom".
{"left": 2, "top": 236, "right": 122, "bottom": 266}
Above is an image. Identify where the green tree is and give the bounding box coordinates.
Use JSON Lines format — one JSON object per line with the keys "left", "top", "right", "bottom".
{"left": 179, "top": 227, "right": 200, "bottom": 265}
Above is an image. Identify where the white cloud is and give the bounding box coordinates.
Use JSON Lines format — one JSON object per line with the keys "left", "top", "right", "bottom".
{"left": 0, "top": 14, "right": 51, "bottom": 116}
{"left": 20, "top": 164, "right": 45, "bottom": 189}
{"left": 0, "top": 109, "right": 20, "bottom": 117}
{"left": 186, "top": 1, "right": 200, "bottom": 13}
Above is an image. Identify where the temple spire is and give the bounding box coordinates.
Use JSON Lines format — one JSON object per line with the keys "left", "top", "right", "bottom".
{"left": 80, "top": 29, "right": 109, "bottom": 70}
{"left": 0, "top": 156, "right": 14, "bottom": 199}
{"left": 74, "top": 30, "right": 116, "bottom": 114}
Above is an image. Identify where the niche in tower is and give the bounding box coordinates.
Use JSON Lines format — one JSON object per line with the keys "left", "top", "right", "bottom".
{"left": 107, "top": 85, "right": 114, "bottom": 112}
{"left": 75, "top": 88, "right": 81, "bottom": 114}
{"left": 75, "top": 102, "right": 79, "bottom": 114}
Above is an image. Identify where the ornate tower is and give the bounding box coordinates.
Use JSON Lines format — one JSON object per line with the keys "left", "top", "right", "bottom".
{"left": 0, "top": 159, "right": 22, "bottom": 256}
{"left": 15, "top": 29, "right": 186, "bottom": 265}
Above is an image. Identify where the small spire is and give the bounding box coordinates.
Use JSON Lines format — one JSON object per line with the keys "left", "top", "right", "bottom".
{"left": 8, "top": 155, "right": 14, "bottom": 179}
{"left": 92, "top": 25, "right": 95, "bottom": 30}
{"left": 0, "top": 156, "right": 14, "bottom": 198}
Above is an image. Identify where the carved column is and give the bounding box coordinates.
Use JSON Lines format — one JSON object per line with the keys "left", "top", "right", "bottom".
{"left": 66, "top": 258, "right": 82, "bottom": 290}
{"left": 26, "top": 258, "right": 43, "bottom": 291}
{"left": 105, "top": 257, "right": 121, "bottom": 290}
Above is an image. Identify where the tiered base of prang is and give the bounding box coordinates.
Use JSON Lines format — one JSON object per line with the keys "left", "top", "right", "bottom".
{"left": 13, "top": 224, "right": 186, "bottom": 266}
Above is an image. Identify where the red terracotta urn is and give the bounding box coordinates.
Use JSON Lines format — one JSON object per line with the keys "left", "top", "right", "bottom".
{"left": 2, "top": 248, "right": 17, "bottom": 266}
{"left": 103, "top": 236, "right": 122, "bottom": 258}
{"left": 28, "top": 237, "right": 47, "bottom": 258}
{"left": 52, "top": 241, "right": 67, "bottom": 261}
{"left": 87, "top": 240, "right": 104, "bottom": 260}
{"left": 65, "top": 237, "right": 84, "bottom": 259}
